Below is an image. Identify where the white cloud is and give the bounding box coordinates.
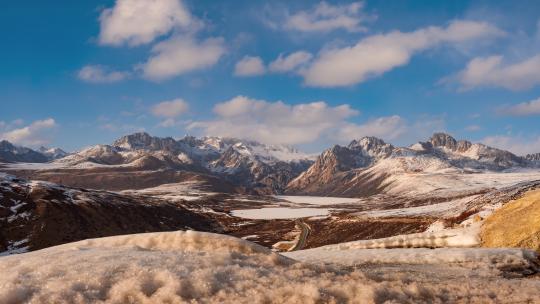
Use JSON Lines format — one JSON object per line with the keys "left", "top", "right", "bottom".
{"left": 482, "top": 135, "right": 540, "bottom": 155}
{"left": 302, "top": 20, "right": 503, "bottom": 87}
{"left": 338, "top": 115, "right": 445, "bottom": 145}
{"left": 188, "top": 96, "right": 358, "bottom": 145}
{"left": 465, "top": 125, "right": 482, "bottom": 132}
{"left": 99, "top": 0, "right": 194, "bottom": 46}
{"left": 269, "top": 51, "right": 313, "bottom": 73}
{"left": 157, "top": 118, "right": 177, "bottom": 128}
{"left": 141, "top": 36, "right": 225, "bottom": 81}
{"left": 234, "top": 56, "right": 266, "bottom": 77}
{"left": 458, "top": 54, "right": 540, "bottom": 91}
{"left": 285, "top": 1, "right": 369, "bottom": 33}
{"left": 187, "top": 95, "right": 444, "bottom": 147}
{"left": 0, "top": 118, "right": 57, "bottom": 146}
{"left": 78, "top": 65, "right": 129, "bottom": 83}
{"left": 338, "top": 116, "right": 407, "bottom": 141}
{"left": 151, "top": 99, "right": 189, "bottom": 118}
{"left": 497, "top": 97, "right": 540, "bottom": 116}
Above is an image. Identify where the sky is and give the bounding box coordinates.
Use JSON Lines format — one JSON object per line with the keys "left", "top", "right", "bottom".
{"left": 1, "top": 0, "right": 540, "bottom": 155}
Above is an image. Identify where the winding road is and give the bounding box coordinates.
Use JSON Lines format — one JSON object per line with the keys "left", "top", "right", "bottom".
{"left": 290, "top": 219, "right": 311, "bottom": 251}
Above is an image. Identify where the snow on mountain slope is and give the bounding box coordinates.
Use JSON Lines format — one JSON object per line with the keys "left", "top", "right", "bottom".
{"left": 41, "top": 133, "right": 314, "bottom": 193}
{"left": 0, "top": 140, "right": 49, "bottom": 163}
{"left": 37, "top": 146, "right": 67, "bottom": 159}
{"left": 1, "top": 230, "right": 539, "bottom": 303}
{"left": 286, "top": 132, "right": 540, "bottom": 197}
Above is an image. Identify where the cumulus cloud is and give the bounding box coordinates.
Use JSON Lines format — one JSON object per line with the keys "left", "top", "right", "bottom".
{"left": 338, "top": 115, "right": 446, "bottom": 145}
{"left": 188, "top": 96, "right": 358, "bottom": 145}
{"left": 78, "top": 65, "right": 129, "bottom": 83}
{"left": 457, "top": 54, "right": 540, "bottom": 91}
{"left": 187, "top": 96, "right": 443, "bottom": 147}
{"left": 338, "top": 116, "right": 407, "bottom": 141}
{"left": 234, "top": 56, "right": 266, "bottom": 77}
{"left": 302, "top": 20, "right": 503, "bottom": 87}
{"left": 150, "top": 99, "right": 190, "bottom": 128}
{"left": 497, "top": 97, "right": 540, "bottom": 116}
{"left": 0, "top": 118, "right": 57, "bottom": 146}
{"left": 269, "top": 51, "right": 313, "bottom": 73}
{"left": 99, "top": 0, "right": 194, "bottom": 46}
{"left": 482, "top": 135, "right": 540, "bottom": 155}
{"left": 285, "top": 1, "right": 370, "bottom": 33}
{"left": 141, "top": 36, "right": 225, "bottom": 81}
{"left": 151, "top": 99, "right": 189, "bottom": 118}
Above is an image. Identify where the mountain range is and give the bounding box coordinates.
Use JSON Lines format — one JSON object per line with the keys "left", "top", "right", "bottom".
{"left": 0, "top": 140, "right": 66, "bottom": 163}
{"left": 1, "top": 132, "right": 539, "bottom": 195}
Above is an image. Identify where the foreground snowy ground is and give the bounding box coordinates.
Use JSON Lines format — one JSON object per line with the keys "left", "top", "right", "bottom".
{"left": 1, "top": 231, "right": 539, "bottom": 303}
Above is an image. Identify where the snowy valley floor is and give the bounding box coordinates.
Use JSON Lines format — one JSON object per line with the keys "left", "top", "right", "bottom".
{"left": 0, "top": 231, "right": 539, "bottom": 304}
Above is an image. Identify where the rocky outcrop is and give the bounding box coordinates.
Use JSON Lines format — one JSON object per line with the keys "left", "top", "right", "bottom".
{"left": 286, "top": 137, "right": 394, "bottom": 196}
{"left": 113, "top": 132, "right": 179, "bottom": 152}
{"left": 526, "top": 153, "right": 540, "bottom": 162}
{"left": 430, "top": 133, "right": 458, "bottom": 150}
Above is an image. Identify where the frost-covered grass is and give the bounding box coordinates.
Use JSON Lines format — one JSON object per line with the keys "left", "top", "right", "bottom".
{"left": 231, "top": 207, "right": 330, "bottom": 219}
{"left": 354, "top": 196, "right": 480, "bottom": 218}
{"left": 1, "top": 231, "right": 539, "bottom": 303}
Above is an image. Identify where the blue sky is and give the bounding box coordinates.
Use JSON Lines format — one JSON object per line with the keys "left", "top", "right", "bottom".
{"left": 1, "top": 0, "right": 540, "bottom": 154}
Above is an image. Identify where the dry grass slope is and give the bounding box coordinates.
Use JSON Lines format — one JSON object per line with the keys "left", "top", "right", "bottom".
{"left": 481, "top": 189, "right": 540, "bottom": 252}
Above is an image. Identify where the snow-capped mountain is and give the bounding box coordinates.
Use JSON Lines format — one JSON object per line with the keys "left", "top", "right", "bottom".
{"left": 38, "top": 146, "right": 68, "bottom": 160}
{"left": 207, "top": 140, "right": 314, "bottom": 193}
{"left": 286, "top": 133, "right": 539, "bottom": 197}
{"left": 419, "top": 133, "right": 526, "bottom": 169}
{"left": 3, "top": 132, "right": 538, "bottom": 195}
{"left": 0, "top": 140, "right": 56, "bottom": 163}
{"left": 526, "top": 153, "right": 540, "bottom": 162}
{"left": 50, "top": 132, "right": 315, "bottom": 193}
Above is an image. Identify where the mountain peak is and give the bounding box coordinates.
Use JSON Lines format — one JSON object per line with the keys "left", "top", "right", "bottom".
{"left": 0, "top": 140, "right": 16, "bottom": 150}
{"left": 113, "top": 132, "right": 177, "bottom": 151}
{"left": 430, "top": 132, "right": 458, "bottom": 150}
{"left": 348, "top": 136, "right": 394, "bottom": 159}
{"left": 0, "top": 140, "right": 49, "bottom": 163}
{"left": 349, "top": 136, "right": 385, "bottom": 147}
{"left": 38, "top": 146, "right": 68, "bottom": 159}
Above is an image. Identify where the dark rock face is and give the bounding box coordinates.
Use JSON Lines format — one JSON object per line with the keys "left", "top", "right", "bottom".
{"left": 208, "top": 144, "right": 312, "bottom": 194}
{"left": 430, "top": 133, "right": 458, "bottom": 150}
{"left": 526, "top": 153, "right": 540, "bottom": 162}
{"left": 0, "top": 140, "right": 49, "bottom": 163}
{"left": 456, "top": 140, "right": 472, "bottom": 153}
{"left": 286, "top": 137, "right": 394, "bottom": 196}
{"left": 0, "top": 175, "right": 222, "bottom": 254}
{"left": 113, "top": 132, "right": 179, "bottom": 152}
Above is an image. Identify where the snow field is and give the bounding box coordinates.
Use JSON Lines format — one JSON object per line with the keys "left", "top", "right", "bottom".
{"left": 1, "top": 231, "right": 539, "bottom": 303}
